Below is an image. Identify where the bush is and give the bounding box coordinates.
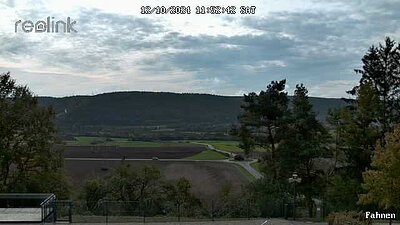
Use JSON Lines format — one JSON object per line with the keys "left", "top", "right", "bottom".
{"left": 327, "top": 211, "right": 366, "bottom": 225}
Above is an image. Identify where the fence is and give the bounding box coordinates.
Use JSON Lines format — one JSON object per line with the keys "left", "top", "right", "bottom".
{"left": 55, "top": 199, "right": 263, "bottom": 223}
{"left": 54, "top": 197, "right": 330, "bottom": 223}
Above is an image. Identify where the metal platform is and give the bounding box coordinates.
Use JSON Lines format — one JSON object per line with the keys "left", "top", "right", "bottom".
{"left": 0, "top": 194, "right": 56, "bottom": 223}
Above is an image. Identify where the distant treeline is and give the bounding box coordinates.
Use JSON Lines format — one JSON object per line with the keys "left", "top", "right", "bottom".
{"left": 37, "top": 92, "right": 346, "bottom": 139}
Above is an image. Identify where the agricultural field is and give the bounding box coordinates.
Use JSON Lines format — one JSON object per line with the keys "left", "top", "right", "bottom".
{"left": 64, "top": 160, "right": 251, "bottom": 199}
{"left": 65, "top": 136, "right": 193, "bottom": 147}
{"left": 62, "top": 136, "right": 255, "bottom": 200}
{"left": 63, "top": 145, "right": 205, "bottom": 159}
{"left": 185, "top": 150, "right": 227, "bottom": 160}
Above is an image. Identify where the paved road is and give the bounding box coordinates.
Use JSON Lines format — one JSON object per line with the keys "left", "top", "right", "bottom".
{"left": 191, "top": 142, "right": 263, "bottom": 179}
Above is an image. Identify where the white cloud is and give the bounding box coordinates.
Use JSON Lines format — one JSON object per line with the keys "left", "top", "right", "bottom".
{"left": 0, "top": 0, "right": 398, "bottom": 97}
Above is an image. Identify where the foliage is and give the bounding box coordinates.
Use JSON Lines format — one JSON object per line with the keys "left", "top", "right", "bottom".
{"left": 325, "top": 37, "right": 400, "bottom": 213}
{"left": 81, "top": 164, "right": 202, "bottom": 216}
{"left": 279, "top": 84, "right": 328, "bottom": 216}
{"left": 328, "top": 82, "right": 381, "bottom": 179}
{"left": 236, "top": 80, "right": 290, "bottom": 175}
{"left": 81, "top": 177, "right": 107, "bottom": 210}
{"left": 163, "top": 177, "right": 202, "bottom": 217}
{"left": 107, "top": 164, "right": 161, "bottom": 203}
{"left": 348, "top": 37, "right": 400, "bottom": 133}
{"left": 327, "top": 211, "right": 365, "bottom": 225}
{"left": 213, "top": 183, "right": 259, "bottom": 218}
{"left": 0, "top": 72, "right": 69, "bottom": 197}
{"left": 359, "top": 125, "right": 400, "bottom": 211}
{"left": 246, "top": 177, "right": 289, "bottom": 217}
{"left": 325, "top": 175, "right": 362, "bottom": 211}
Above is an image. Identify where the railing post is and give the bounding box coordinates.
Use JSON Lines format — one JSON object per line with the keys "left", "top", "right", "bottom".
{"left": 141, "top": 200, "right": 146, "bottom": 224}
{"left": 178, "top": 202, "right": 181, "bottom": 222}
{"left": 68, "top": 201, "right": 73, "bottom": 223}
{"left": 211, "top": 200, "right": 215, "bottom": 221}
{"left": 104, "top": 200, "right": 109, "bottom": 225}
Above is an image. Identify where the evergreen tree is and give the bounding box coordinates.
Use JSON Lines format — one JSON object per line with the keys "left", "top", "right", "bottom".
{"left": 236, "top": 80, "right": 289, "bottom": 177}
{"left": 280, "top": 84, "right": 328, "bottom": 217}
{"left": 348, "top": 37, "right": 400, "bottom": 134}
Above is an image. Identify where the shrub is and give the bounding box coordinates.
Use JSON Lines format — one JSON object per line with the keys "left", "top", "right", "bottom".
{"left": 327, "top": 211, "right": 366, "bottom": 225}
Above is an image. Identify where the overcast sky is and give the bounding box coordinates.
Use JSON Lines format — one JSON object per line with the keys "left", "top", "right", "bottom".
{"left": 0, "top": 0, "right": 399, "bottom": 97}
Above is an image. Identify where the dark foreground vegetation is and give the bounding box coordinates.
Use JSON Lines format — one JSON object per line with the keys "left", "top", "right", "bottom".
{"left": 230, "top": 37, "right": 400, "bottom": 222}
{"left": 1, "top": 37, "right": 400, "bottom": 223}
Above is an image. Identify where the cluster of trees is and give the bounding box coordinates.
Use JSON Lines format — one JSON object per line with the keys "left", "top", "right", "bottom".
{"left": 80, "top": 164, "right": 256, "bottom": 218}
{"left": 232, "top": 79, "right": 328, "bottom": 217}
{"left": 234, "top": 37, "right": 400, "bottom": 216}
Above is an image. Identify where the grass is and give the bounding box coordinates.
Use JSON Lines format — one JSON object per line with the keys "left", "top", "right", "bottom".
{"left": 185, "top": 150, "right": 227, "bottom": 160}
{"left": 250, "top": 162, "right": 262, "bottom": 173}
{"left": 190, "top": 140, "right": 268, "bottom": 153}
{"left": 235, "top": 164, "right": 256, "bottom": 182}
{"left": 65, "top": 136, "right": 191, "bottom": 147}
{"left": 189, "top": 140, "right": 242, "bottom": 153}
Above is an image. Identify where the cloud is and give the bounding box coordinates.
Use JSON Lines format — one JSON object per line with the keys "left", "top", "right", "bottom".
{"left": 0, "top": 0, "right": 399, "bottom": 97}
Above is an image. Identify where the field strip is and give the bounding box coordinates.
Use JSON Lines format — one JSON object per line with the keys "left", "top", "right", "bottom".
{"left": 64, "top": 157, "right": 229, "bottom": 163}
{"left": 190, "top": 142, "right": 263, "bottom": 179}
{"left": 64, "top": 157, "right": 263, "bottom": 179}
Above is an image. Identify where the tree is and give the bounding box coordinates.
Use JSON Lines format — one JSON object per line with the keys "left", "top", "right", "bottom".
{"left": 82, "top": 177, "right": 107, "bottom": 210}
{"left": 108, "top": 164, "right": 161, "bottom": 203}
{"left": 348, "top": 37, "right": 400, "bottom": 134}
{"left": 359, "top": 125, "right": 400, "bottom": 211}
{"left": 236, "top": 80, "right": 289, "bottom": 177}
{"left": 163, "top": 177, "right": 201, "bottom": 217}
{"left": 279, "top": 84, "right": 328, "bottom": 217}
{"left": 330, "top": 82, "right": 381, "bottom": 179}
{"left": 0, "top": 72, "right": 69, "bottom": 196}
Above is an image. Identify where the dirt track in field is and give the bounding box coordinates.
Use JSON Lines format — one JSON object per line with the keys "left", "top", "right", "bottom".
{"left": 63, "top": 145, "right": 204, "bottom": 159}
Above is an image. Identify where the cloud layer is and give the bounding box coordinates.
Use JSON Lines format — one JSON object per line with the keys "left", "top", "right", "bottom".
{"left": 0, "top": 0, "right": 399, "bottom": 97}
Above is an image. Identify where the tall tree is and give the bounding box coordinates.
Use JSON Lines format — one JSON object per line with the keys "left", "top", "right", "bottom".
{"left": 0, "top": 72, "right": 69, "bottom": 197}
{"left": 236, "top": 80, "right": 289, "bottom": 176}
{"left": 279, "top": 84, "right": 328, "bottom": 217}
{"left": 348, "top": 37, "right": 400, "bottom": 134}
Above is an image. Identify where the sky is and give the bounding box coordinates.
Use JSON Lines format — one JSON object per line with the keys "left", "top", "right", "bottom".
{"left": 0, "top": 0, "right": 399, "bottom": 98}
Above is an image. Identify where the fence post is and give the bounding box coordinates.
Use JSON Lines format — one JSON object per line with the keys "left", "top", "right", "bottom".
{"left": 178, "top": 202, "right": 181, "bottom": 222}
{"left": 105, "top": 200, "right": 108, "bottom": 225}
{"left": 284, "top": 203, "right": 288, "bottom": 219}
{"left": 247, "top": 199, "right": 250, "bottom": 220}
{"left": 68, "top": 201, "right": 72, "bottom": 223}
{"left": 211, "top": 200, "right": 215, "bottom": 221}
{"left": 142, "top": 201, "right": 146, "bottom": 224}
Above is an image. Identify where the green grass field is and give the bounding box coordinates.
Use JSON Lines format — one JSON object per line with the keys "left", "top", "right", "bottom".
{"left": 250, "top": 162, "right": 262, "bottom": 173}
{"left": 190, "top": 140, "right": 267, "bottom": 153}
{"left": 235, "top": 164, "right": 256, "bottom": 182}
{"left": 185, "top": 150, "right": 227, "bottom": 160}
{"left": 65, "top": 136, "right": 192, "bottom": 147}
{"left": 189, "top": 140, "right": 242, "bottom": 153}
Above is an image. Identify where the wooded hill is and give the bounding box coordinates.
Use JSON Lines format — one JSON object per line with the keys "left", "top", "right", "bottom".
{"left": 38, "top": 91, "right": 347, "bottom": 140}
